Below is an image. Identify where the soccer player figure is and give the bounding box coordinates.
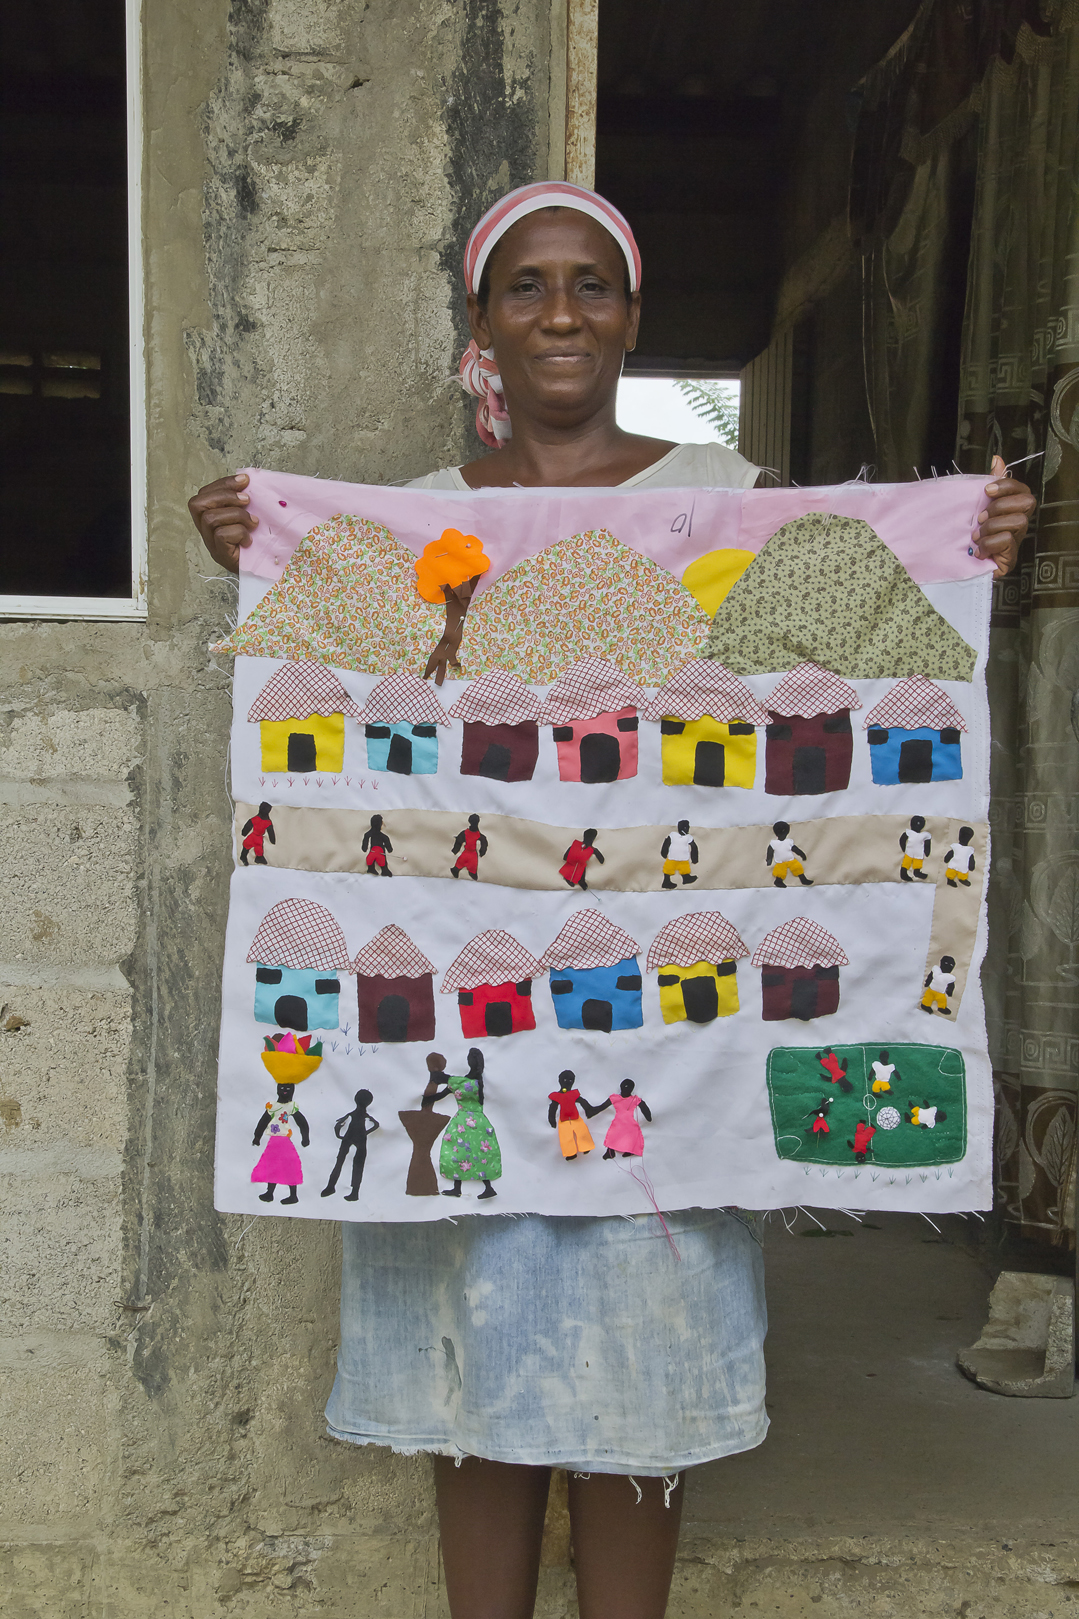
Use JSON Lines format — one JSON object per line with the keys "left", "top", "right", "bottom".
{"left": 804, "top": 1096, "right": 833, "bottom": 1140}
{"left": 766, "top": 821, "right": 813, "bottom": 888}
{"left": 848, "top": 1119, "right": 877, "bottom": 1163}
{"left": 661, "top": 819, "right": 699, "bottom": 889}
{"left": 921, "top": 955, "right": 956, "bottom": 1015}
{"left": 906, "top": 1101, "right": 948, "bottom": 1128}
{"left": 240, "top": 801, "right": 275, "bottom": 865}
{"left": 321, "top": 1088, "right": 381, "bottom": 1201}
{"left": 900, "top": 814, "right": 931, "bottom": 881}
{"left": 816, "top": 1047, "right": 853, "bottom": 1093}
{"left": 362, "top": 812, "right": 393, "bottom": 876}
{"left": 451, "top": 813, "right": 488, "bottom": 881}
{"left": 870, "top": 1049, "right": 901, "bottom": 1093}
{"left": 944, "top": 826, "right": 976, "bottom": 888}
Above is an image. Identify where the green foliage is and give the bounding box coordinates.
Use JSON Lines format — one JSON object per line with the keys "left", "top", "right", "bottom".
{"left": 675, "top": 379, "right": 741, "bottom": 448}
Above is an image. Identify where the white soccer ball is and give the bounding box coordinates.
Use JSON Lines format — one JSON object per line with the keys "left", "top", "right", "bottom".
{"left": 876, "top": 1106, "right": 901, "bottom": 1131}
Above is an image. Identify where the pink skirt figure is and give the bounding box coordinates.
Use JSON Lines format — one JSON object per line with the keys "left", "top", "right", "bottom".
{"left": 603, "top": 1093, "right": 644, "bottom": 1156}
{"left": 252, "top": 1132, "right": 303, "bottom": 1185}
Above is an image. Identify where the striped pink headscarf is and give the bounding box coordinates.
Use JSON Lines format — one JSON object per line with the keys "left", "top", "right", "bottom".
{"left": 459, "top": 182, "right": 642, "bottom": 449}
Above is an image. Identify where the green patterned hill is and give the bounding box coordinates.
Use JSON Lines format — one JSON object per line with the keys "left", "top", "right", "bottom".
{"left": 704, "top": 513, "right": 976, "bottom": 680}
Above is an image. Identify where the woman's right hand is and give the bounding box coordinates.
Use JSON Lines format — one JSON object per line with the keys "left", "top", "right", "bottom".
{"left": 188, "top": 472, "right": 258, "bottom": 572}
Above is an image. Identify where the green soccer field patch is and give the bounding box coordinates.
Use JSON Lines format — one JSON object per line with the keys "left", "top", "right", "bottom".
{"left": 765, "top": 1043, "right": 967, "bottom": 1168}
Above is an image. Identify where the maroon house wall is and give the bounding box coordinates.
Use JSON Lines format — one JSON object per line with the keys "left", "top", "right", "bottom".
{"left": 764, "top": 708, "right": 853, "bottom": 795}
{"left": 357, "top": 972, "right": 436, "bottom": 1042}
{"left": 761, "top": 964, "right": 841, "bottom": 1022}
{"left": 460, "top": 721, "right": 539, "bottom": 781}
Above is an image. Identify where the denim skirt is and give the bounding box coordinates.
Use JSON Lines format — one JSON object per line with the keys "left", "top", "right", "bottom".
{"left": 325, "top": 1208, "right": 767, "bottom": 1476}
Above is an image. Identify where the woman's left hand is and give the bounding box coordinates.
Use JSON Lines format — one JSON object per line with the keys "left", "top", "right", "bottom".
{"left": 975, "top": 454, "right": 1036, "bottom": 578}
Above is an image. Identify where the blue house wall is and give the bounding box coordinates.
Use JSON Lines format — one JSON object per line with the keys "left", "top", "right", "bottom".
{"left": 365, "top": 722, "right": 440, "bottom": 775}
{"left": 866, "top": 725, "right": 962, "bottom": 785}
{"left": 254, "top": 964, "right": 342, "bottom": 1030}
{"left": 549, "top": 954, "right": 643, "bottom": 1032}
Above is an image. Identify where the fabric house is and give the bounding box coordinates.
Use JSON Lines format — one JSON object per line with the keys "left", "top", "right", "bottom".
{"left": 441, "top": 929, "right": 546, "bottom": 1038}
{"left": 540, "top": 911, "right": 643, "bottom": 1033}
{"left": 356, "top": 671, "right": 449, "bottom": 775}
{"left": 446, "top": 669, "right": 541, "bottom": 782}
{"left": 352, "top": 924, "right": 436, "bottom": 1043}
{"left": 247, "top": 897, "right": 352, "bottom": 1031}
{"left": 751, "top": 917, "right": 849, "bottom": 1022}
{"left": 647, "top": 911, "right": 750, "bottom": 1025}
{"left": 862, "top": 675, "right": 967, "bottom": 784}
{"left": 641, "top": 659, "right": 771, "bottom": 788}
{"left": 763, "top": 662, "right": 862, "bottom": 795}
{"left": 247, "top": 661, "right": 365, "bottom": 773}
{"left": 537, "top": 659, "right": 645, "bottom": 784}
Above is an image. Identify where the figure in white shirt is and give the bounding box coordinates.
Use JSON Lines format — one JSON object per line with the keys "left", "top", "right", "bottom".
{"left": 906, "top": 1102, "right": 947, "bottom": 1129}
{"left": 899, "top": 814, "right": 931, "bottom": 881}
{"left": 921, "top": 954, "right": 956, "bottom": 1015}
{"left": 944, "top": 826, "right": 976, "bottom": 888}
{"left": 766, "top": 821, "right": 813, "bottom": 889}
{"left": 870, "top": 1049, "right": 900, "bottom": 1093}
{"left": 660, "top": 819, "right": 698, "bottom": 889}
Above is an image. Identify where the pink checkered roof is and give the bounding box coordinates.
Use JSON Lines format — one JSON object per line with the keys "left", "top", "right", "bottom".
{"left": 641, "top": 660, "right": 772, "bottom": 725}
{"left": 355, "top": 672, "right": 450, "bottom": 727}
{"left": 441, "top": 929, "right": 546, "bottom": 993}
{"left": 352, "top": 924, "right": 435, "bottom": 979}
{"left": 247, "top": 660, "right": 365, "bottom": 723}
{"left": 540, "top": 910, "right": 642, "bottom": 972}
{"left": 646, "top": 911, "right": 750, "bottom": 972}
{"left": 750, "top": 917, "right": 849, "bottom": 970}
{"left": 247, "top": 897, "right": 352, "bottom": 971}
{"left": 536, "top": 659, "right": 645, "bottom": 726}
{"left": 446, "top": 669, "right": 542, "bottom": 726}
{"left": 766, "top": 662, "right": 862, "bottom": 719}
{"left": 862, "top": 675, "right": 968, "bottom": 733}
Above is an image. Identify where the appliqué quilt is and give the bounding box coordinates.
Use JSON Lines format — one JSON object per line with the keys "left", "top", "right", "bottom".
{"left": 213, "top": 471, "right": 995, "bottom": 1221}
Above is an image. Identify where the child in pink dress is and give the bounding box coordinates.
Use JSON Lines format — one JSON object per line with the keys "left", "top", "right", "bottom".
{"left": 597, "top": 1078, "right": 652, "bottom": 1159}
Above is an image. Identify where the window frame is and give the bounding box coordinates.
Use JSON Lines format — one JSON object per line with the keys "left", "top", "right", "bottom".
{"left": 0, "top": 0, "right": 147, "bottom": 622}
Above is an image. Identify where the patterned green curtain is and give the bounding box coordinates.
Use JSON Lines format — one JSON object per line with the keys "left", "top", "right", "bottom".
{"left": 956, "top": 10, "right": 1079, "bottom": 1249}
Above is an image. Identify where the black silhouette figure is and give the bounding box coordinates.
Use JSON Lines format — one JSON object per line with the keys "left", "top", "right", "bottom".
{"left": 660, "top": 819, "right": 699, "bottom": 888}
{"left": 451, "top": 813, "right": 488, "bottom": 880}
{"left": 321, "top": 1088, "right": 380, "bottom": 1201}
{"left": 362, "top": 813, "right": 394, "bottom": 876}
{"left": 945, "top": 825, "right": 976, "bottom": 887}
{"left": 900, "top": 814, "right": 930, "bottom": 881}
{"left": 240, "top": 801, "right": 276, "bottom": 865}
{"left": 252, "top": 1081, "right": 310, "bottom": 1205}
{"left": 560, "top": 828, "right": 605, "bottom": 890}
{"left": 591, "top": 1077, "right": 653, "bottom": 1159}
{"left": 766, "top": 821, "right": 813, "bottom": 887}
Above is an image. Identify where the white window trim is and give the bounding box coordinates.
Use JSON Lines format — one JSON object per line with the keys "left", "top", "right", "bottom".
{"left": 0, "top": 0, "right": 147, "bottom": 622}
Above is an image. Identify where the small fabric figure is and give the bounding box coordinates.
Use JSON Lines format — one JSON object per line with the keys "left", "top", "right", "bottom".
{"left": 240, "top": 801, "right": 276, "bottom": 866}
{"left": 661, "top": 819, "right": 699, "bottom": 889}
{"left": 816, "top": 1047, "right": 853, "bottom": 1092}
{"left": 766, "top": 821, "right": 813, "bottom": 888}
{"left": 590, "top": 1077, "right": 652, "bottom": 1159}
{"left": 321, "top": 1088, "right": 380, "bottom": 1201}
{"left": 451, "top": 814, "right": 489, "bottom": 881}
{"left": 900, "top": 815, "right": 931, "bottom": 881}
{"left": 805, "top": 1096, "right": 833, "bottom": 1137}
{"left": 251, "top": 1081, "right": 310, "bottom": 1205}
{"left": 547, "top": 1069, "right": 601, "bottom": 1160}
{"left": 907, "top": 1102, "right": 947, "bottom": 1128}
{"left": 560, "top": 828, "right": 605, "bottom": 890}
{"left": 848, "top": 1119, "right": 877, "bottom": 1162}
{"left": 944, "top": 826, "right": 976, "bottom": 888}
{"left": 434, "top": 1047, "right": 501, "bottom": 1199}
{"left": 362, "top": 813, "right": 394, "bottom": 876}
{"left": 870, "top": 1049, "right": 899, "bottom": 1092}
{"left": 921, "top": 955, "right": 956, "bottom": 1015}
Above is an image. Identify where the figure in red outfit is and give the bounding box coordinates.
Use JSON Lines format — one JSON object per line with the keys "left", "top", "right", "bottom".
{"left": 848, "top": 1120, "right": 877, "bottom": 1163}
{"left": 362, "top": 813, "right": 393, "bottom": 876}
{"left": 240, "top": 801, "right": 276, "bottom": 866}
{"left": 559, "top": 828, "right": 604, "bottom": 891}
{"left": 804, "top": 1096, "right": 833, "bottom": 1139}
{"left": 815, "top": 1046, "right": 853, "bottom": 1093}
{"left": 450, "top": 814, "right": 488, "bottom": 881}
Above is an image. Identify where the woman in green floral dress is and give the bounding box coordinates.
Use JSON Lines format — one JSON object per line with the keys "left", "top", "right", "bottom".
{"left": 433, "top": 1047, "right": 501, "bottom": 1200}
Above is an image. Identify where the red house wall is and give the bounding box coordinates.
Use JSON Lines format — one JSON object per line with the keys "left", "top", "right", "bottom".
{"left": 457, "top": 979, "right": 536, "bottom": 1037}
{"left": 551, "top": 707, "right": 639, "bottom": 783}
{"left": 764, "top": 708, "right": 853, "bottom": 795}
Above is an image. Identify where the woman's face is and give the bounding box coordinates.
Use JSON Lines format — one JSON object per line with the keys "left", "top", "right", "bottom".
{"left": 468, "top": 209, "right": 641, "bottom": 428}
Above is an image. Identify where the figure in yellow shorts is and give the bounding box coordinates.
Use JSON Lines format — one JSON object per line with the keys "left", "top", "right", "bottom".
{"left": 660, "top": 819, "right": 699, "bottom": 889}
{"left": 899, "top": 814, "right": 931, "bottom": 881}
{"left": 547, "top": 1070, "right": 601, "bottom": 1161}
{"left": 870, "top": 1049, "right": 900, "bottom": 1092}
{"left": 944, "top": 826, "right": 976, "bottom": 888}
{"left": 766, "top": 821, "right": 813, "bottom": 888}
{"left": 921, "top": 955, "right": 956, "bottom": 1015}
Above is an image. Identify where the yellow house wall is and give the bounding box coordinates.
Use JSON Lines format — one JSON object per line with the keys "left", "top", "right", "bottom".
{"left": 259, "top": 712, "right": 345, "bottom": 772}
{"left": 657, "top": 959, "right": 740, "bottom": 1023}
{"left": 660, "top": 717, "right": 757, "bottom": 787}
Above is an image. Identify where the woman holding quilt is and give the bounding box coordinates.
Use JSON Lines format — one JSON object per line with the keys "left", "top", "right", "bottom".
{"left": 190, "top": 182, "right": 1032, "bottom": 1619}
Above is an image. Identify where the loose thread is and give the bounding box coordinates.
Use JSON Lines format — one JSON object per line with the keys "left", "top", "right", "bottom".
{"left": 663, "top": 1474, "right": 680, "bottom": 1509}
{"left": 621, "top": 1164, "right": 681, "bottom": 1260}
{"left": 628, "top": 1476, "right": 643, "bottom": 1505}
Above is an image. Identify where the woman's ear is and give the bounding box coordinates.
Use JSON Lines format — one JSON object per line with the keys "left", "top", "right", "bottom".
{"left": 467, "top": 291, "right": 492, "bottom": 352}
{"left": 624, "top": 290, "right": 642, "bottom": 354}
